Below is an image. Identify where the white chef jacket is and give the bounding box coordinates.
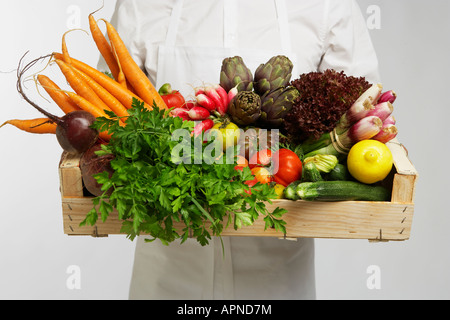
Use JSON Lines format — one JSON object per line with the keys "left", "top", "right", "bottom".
{"left": 105, "top": 0, "right": 380, "bottom": 300}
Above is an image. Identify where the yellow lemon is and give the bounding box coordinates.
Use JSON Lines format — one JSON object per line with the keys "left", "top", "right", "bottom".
{"left": 347, "top": 140, "right": 393, "bottom": 184}
{"left": 273, "top": 184, "right": 286, "bottom": 199}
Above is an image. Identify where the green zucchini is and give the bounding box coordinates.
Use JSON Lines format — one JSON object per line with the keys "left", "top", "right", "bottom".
{"left": 296, "top": 181, "right": 391, "bottom": 202}
{"left": 327, "top": 163, "right": 352, "bottom": 181}
{"left": 284, "top": 180, "right": 301, "bottom": 200}
{"left": 302, "top": 161, "right": 323, "bottom": 182}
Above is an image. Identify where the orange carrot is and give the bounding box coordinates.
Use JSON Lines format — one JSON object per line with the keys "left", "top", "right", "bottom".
{"left": 102, "top": 20, "right": 168, "bottom": 110}
{"left": 66, "top": 91, "right": 125, "bottom": 127}
{"left": 61, "top": 30, "right": 72, "bottom": 64}
{"left": 73, "top": 68, "right": 129, "bottom": 120}
{"left": 65, "top": 91, "right": 109, "bottom": 119}
{"left": 0, "top": 118, "right": 57, "bottom": 134}
{"left": 53, "top": 53, "right": 153, "bottom": 110}
{"left": 88, "top": 14, "right": 120, "bottom": 81}
{"left": 37, "top": 74, "right": 81, "bottom": 114}
{"left": 55, "top": 59, "right": 112, "bottom": 113}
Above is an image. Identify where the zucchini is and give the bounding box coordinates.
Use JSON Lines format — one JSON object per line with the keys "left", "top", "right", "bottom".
{"left": 327, "top": 163, "right": 352, "bottom": 181}
{"left": 296, "top": 181, "right": 391, "bottom": 202}
{"left": 302, "top": 162, "right": 323, "bottom": 182}
{"left": 284, "top": 180, "right": 301, "bottom": 200}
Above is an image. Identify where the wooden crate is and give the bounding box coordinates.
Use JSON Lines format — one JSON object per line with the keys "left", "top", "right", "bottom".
{"left": 58, "top": 139, "right": 418, "bottom": 242}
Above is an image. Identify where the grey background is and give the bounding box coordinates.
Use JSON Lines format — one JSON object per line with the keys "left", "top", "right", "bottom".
{"left": 0, "top": 0, "right": 447, "bottom": 299}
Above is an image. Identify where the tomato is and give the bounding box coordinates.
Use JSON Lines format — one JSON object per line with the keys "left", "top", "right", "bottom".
{"left": 271, "top": 149, "right": 303, "bottom": 187}
{"left": 234, "top": 155, "right": 249, "bottom": 171}
{"left": 273, "top": 183, "right": 286, "bottom": 199}
{"left": 244, "top": 178, "right": 257, "bottom": 195}
{"left": 158, "top": 83, "right": 186, "bottom": 109}
{"left": 251, "top": 167, "right": 272, "bottom": 185}
{"left": 248, "top": 149, "right": 272, "bottom": 169}
{"left": 210, "top": 121, "right": 240, "bottom": 151}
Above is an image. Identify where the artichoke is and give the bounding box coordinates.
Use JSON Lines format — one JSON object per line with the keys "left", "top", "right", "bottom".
{"left": 254, "top": 55, "right": 293, "bottom": 96}
{"left": 228, "top": 91, "right": 261, "bottom": 126}
{"left": 220, "top": 56, "right": 254, "bottom": 92}
{"left": 259, "top": 86, "right": 300, "bottom": 128}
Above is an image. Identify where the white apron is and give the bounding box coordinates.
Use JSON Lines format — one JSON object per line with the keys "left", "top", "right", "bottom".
{"left": 129, "top": 0, "right": 315, "bottom": 300}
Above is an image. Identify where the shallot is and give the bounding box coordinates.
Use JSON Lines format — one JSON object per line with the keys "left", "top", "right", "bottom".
{"left": 337, "top": 83, "right": 383, "bottom": 132}
{"left": 365, "top": 102, "right": 394, "bottom": 122}
{"left": 372, "top": 124, "right": 398, "bottom": 143}
{"left": 378, "top": 90, "right": 397, "bottom": 104}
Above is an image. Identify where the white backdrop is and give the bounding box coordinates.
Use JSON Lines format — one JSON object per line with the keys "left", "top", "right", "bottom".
{"left": 0, "top": 0, "right": 448, "bottom": 300}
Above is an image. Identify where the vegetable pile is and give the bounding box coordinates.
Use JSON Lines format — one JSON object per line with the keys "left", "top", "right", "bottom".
{"left": 3, "top": 7, "right": 402, "bottom": 246}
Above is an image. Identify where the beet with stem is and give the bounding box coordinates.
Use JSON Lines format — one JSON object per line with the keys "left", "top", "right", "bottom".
{"left": 16, "top": 52, "right": 99, "bottom": 154}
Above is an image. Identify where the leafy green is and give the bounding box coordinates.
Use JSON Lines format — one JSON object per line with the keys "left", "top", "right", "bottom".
{"left": 80, "top": 98, "right": 287, "bottom": 246}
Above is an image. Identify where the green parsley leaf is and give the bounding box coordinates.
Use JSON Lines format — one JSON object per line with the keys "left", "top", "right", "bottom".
{"left": 83, "top": 98, "right": 287, "bottom": 246}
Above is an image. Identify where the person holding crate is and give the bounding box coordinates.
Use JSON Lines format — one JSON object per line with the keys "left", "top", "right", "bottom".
{"left": 103, "top": 0, "right": 380, "bottom": 300}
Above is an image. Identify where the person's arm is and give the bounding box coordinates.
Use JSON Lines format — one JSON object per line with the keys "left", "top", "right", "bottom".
{"left": 319, "top": 0, "right": 380, "bottom": 83}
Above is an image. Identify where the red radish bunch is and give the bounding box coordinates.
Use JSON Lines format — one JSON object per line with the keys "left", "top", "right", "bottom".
{"left": 169, "top": 84, "right": 237, "bottom": 136}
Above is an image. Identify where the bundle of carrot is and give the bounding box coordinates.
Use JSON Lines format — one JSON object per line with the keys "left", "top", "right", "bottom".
{"left": 3, "top": 9, "right": 168, "bottom": 154}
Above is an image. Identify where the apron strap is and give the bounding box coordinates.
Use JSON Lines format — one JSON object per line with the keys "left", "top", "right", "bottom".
{"left": 165, "top": 0, "right": 184, "bottom": 47}
{"left": 166, "top": 0, "right": 291, "bottom": 52}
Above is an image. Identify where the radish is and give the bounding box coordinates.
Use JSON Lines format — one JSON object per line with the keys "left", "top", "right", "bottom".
{"left": 213, "top": 84, "right": 229, "bottom": 115}
{"left": 204, "top": 86, "right": 224, "bottom": 113}
{"left": 184, "top": 100, "right": 197, "bottom": 110}
{"left": 196, "top": 93, "right": 216, "bottom": 112}
{"left": 193, "top": 119, "right": 214, "bottom": 137}
{"left": 195, "top": 87, "right": 205, "bottom": 96}
{"left": 227, "top": 85, "right": 238, "bottom": 105}
{"left": 16, "top": 53, "right": 99, "bottom": 154}
{"left": 170, "top": 108, "right": 191, "bottom": 121}
{"left": 186, "top": 106, "right": 210, "bottom": 120}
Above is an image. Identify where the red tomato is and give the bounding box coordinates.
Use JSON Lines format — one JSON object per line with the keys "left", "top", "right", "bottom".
{"left": 161, "top": 91, "right": 186, "bottom": 109}
{"left": 251, "top": 166, "right": 272, "bottom": 185}
{"left": 248, "top": 149, "right": 272, "bottom": 169}
{"left": 234, "top": 155, "right": 249, "bottom": 171}
{"left": 271, "top": 149, "right": 302, "bottom": 187}
{"left": 159, "top": 83, "right": 186, "bottom": 109}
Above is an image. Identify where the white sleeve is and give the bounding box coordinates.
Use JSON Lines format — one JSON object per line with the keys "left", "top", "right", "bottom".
{"left": 319, "top": 0, "right": 380, "bottom": 84}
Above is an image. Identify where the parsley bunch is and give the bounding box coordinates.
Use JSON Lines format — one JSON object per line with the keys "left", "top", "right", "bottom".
{"left": 81, "top": 99, "right": 286, "bottom": 246}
